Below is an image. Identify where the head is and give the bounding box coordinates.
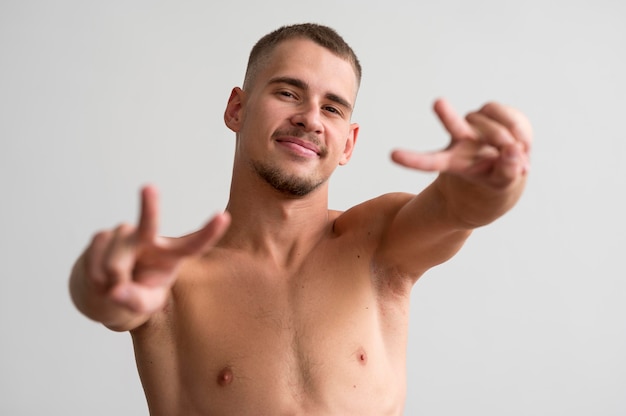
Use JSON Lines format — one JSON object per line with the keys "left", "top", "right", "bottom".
{"left": 225, "top": 23, "right": 361, "bottom": 198}
{"left": 243, "top": 23, "right": 362, "bottom": 92}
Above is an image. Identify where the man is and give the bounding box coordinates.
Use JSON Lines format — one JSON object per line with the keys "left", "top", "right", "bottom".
{"left": 70, "top": 23, "right": 531, "bottom": 415}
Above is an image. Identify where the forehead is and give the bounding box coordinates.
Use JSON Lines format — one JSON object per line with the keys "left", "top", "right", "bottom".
{"left": 253, "top": 39, "right": 359, "bottom": 102}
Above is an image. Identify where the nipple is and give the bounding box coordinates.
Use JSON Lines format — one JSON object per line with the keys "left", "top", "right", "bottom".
{"left": 217, "top": 367, "right": 234, "bottom": 386}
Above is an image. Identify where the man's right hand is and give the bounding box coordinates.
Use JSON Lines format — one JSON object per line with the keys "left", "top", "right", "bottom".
{"left": 70, "top": 185, "right": 231, "bottom": 330}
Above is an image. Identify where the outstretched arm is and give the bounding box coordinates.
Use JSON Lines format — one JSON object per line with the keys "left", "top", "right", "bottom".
{"left": 69, "top": 185, "right": 230, "bottom": 331}
{"left": 375, "top": 98, "right": 531, "bottom": 280}
{"left": 392, "top": 98, "right": 531, "bottom": 226}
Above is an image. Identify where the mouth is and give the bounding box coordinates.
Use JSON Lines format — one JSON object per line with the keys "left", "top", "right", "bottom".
{"left": 275, "top": 137, "right": 322, "bottom": 157}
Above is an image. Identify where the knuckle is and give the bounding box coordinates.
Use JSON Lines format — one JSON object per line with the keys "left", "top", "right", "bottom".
{"left": 480, "top": 101, "right": 500, "bottom": 113}
{"left": 84, "top": 232, "right": 111, "bottom": 286}
{"left": 507, "top": 118, "right": 522, "bottom": 134}
{"left": 82, "top": 258, "right": 103, "bottom": 287}
{"left": 492, "top": 125, "right": 513, "bottom": 144}
{"left": 87, "top": 226, "right": 136, "bottom": 284}
{"left": 510, "top": 119, "right": 533, "bottom": 150}
{"left": 103, "top": 257, "right": 127, "bottom": 281}
{"left": 90, "top": 230, "right": 112, "bottom": 248}
{"left": 464, "top": 111, "right": 478, "bottom": 122}
{"left": 114, "top": 222, "right": 135, "bottom": 235}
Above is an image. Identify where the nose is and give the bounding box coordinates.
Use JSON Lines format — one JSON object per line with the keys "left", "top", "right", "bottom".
{"left": 290, "top": 103, "right": 323, "bottom": 134}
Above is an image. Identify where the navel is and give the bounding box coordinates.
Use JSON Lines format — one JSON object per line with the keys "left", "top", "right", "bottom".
{"left": 217, "top": 367, "right": 234, "bottom": 386}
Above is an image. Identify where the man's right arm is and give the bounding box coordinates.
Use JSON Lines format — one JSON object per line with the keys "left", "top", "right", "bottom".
{"left": 69, "top": 185, "right": 231, "bottom": 332}
{"left": 69, "top": 230, "right": 166, "bottom": 332}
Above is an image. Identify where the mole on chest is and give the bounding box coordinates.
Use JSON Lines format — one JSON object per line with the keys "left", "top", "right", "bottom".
{"left": 356, "top": 347, "right": 368, "bottom": 365}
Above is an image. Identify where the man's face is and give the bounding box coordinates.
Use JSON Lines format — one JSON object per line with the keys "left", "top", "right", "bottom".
{"left": 225, "top": 38, "right": 360, "bottom": 197}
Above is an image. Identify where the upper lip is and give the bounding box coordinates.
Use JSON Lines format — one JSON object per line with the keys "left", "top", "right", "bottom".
{"left": 276, "top": 136, "right": 321, "bottom": 155}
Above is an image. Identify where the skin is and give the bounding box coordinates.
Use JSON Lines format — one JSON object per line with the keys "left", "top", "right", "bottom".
{"left": 70, "top": 38, "right": 532, "bottom": 415}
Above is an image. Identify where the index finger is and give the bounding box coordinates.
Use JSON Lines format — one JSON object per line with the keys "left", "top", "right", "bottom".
{"left": 433, "top": 98, "right": 476, "bottom": 141}
{"left": 137, "top": 185, "right": 159, "bottom": 242}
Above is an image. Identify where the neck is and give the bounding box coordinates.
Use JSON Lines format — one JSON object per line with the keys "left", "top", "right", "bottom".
{"left": 221, "top": 170, "right": 333, "bottom": 267}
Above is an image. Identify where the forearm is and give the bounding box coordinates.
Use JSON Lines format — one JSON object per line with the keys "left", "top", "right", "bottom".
{"left": 435, "top": 172, "right": 527, "bottom": 229}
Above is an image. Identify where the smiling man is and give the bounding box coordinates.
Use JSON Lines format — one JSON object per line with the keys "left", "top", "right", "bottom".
{"left": 70, "top": 23, "right": 531, "bottom": 415}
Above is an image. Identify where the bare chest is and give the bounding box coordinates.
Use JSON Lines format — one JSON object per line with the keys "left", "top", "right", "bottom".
{"left": 134, "top": 248, "right": 409, "bottom": 415}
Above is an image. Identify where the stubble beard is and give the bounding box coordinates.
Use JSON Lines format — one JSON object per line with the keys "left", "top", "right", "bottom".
{"left": 250, "top": 127, "right": 330, "bottom": 197}
{"left": 252, "top": 160, "right": 326, "bottom": 197}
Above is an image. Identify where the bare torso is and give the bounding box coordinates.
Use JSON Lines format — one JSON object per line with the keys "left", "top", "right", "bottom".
{"left": 131, "top": 200, "right": 413, "bottom": 415}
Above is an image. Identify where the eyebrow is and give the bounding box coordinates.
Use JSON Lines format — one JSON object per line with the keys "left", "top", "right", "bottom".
{"left": 268, "top": 76, "right": 353, "bottom": 112}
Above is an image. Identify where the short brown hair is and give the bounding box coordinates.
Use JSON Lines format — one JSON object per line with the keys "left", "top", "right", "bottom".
{"left": 243, "top": 23, "right": 362, "bottom": 89}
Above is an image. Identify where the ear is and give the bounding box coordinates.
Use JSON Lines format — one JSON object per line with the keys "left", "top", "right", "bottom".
{"left": 224, "top": 87, "right": 245, "bottom": 132}
{"left": 339, "top": 123, "right": 359, "bottom": 166}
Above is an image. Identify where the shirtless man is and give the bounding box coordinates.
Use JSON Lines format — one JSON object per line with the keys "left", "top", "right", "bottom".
{"left": 69, "top": 23, "right": 531, "bottom": 415}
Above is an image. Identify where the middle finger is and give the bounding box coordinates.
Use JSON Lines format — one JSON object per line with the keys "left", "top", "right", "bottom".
{"left": 465, "top": 112, "right": 516, "bottom": 150}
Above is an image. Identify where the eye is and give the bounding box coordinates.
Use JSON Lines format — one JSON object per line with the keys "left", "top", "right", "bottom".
{"left": 277, "top": 90, "right": 297, "bottom": 99}
{"left": 323, "top": 105, "right": 343, "bottom": 117}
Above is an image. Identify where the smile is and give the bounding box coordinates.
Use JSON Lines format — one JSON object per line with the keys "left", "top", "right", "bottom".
{"left": 275, "top": 137, "right": 321, "bottom": 157}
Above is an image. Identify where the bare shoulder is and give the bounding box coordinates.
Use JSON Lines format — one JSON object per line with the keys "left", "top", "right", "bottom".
{"left": 335, "top": 188, "right": 472, "bottom": 285}
{"left": 329, "top": 193, "right": 422, "bottom": 298}
{"left": 332, "top": 192, "right": 415, "bottom": 237}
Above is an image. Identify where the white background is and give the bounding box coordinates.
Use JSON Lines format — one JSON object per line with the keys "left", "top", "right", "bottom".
{"left": 1, "top": 0, "right": 625, "bottom": 414}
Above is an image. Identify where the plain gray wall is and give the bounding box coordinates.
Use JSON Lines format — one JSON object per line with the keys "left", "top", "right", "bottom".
{"left": 1, "top": 0, "right": 625, "bottom": 414}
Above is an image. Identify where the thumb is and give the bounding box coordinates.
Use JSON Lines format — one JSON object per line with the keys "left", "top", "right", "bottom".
{"left": 110, "top": 282, "right": 170, "bottom": 314}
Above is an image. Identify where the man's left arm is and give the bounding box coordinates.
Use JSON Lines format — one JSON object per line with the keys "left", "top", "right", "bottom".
{"left": 373, "top": 98, "right": 532, "bottom": 281}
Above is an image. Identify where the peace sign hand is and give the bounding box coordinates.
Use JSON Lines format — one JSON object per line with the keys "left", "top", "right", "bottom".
{"left": 392, "top": 98, "right": 532, "bottom": 190}
{"left": 71, "top": 185, "right": 230, "bottom": 330}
